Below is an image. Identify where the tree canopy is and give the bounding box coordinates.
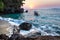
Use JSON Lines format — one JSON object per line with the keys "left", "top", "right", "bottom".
{"left": 0, "top": 0, "right": 25, "bottom": 12}
{"left": 0, "top": 0, "right": 4, "bottom": 11}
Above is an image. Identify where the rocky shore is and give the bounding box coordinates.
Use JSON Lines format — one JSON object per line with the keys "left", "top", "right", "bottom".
{"left": 0, "top": 20, "right": 60, "bottom": 40}
{"left": 0, "top": 34, "right": 60, "bottom": 40}
{"left": 0, "top": 20, "right": 12, "bottom": 35}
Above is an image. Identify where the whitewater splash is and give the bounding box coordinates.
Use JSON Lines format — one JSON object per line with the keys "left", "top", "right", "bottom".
{"left": 0, "top": 17, "right": 41, "bottom": 37}
{"left": 0, "top": 16, "right": 60, "bottom": 37}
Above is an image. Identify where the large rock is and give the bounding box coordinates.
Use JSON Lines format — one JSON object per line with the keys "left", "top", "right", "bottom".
{"left": 0, "top": 34, "right": 9, "bottom": 40}
{"left": 0, "top": 20, "right": 12, "bottom": 35}
{"left": 19, "top": 22, "right": 32, "bottom": 31}
{"left": 34, "top": 11, "right": 39, "bottom": 16}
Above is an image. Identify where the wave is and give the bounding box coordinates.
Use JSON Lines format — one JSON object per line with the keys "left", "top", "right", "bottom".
{"left": 0, "top": 16, "right": 41, "bottom": 37}
{"left": 0, "top": 16, "right": 60, "bottom": 37}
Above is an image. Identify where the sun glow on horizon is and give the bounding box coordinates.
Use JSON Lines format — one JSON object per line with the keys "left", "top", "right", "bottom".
{"left": 23, "top": 0, "right": 35, "bottom": 9}
{"left": 28, "top": 3, "right": 35, "bottom": 9}
{"left": 23, "top": 0, "right": 60, "bottom": 9}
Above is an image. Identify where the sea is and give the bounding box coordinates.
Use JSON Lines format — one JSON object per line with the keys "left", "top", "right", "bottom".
{"left": 0, "top": 8, "right": 60, "bottom": 36}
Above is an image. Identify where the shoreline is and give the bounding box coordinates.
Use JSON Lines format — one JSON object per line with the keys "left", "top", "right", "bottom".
{"left": 0, "top": 34, "right": 60, "bottom": 40}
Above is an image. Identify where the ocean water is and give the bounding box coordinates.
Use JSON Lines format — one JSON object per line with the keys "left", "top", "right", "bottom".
{"left": 0, "top": 8, "right": 60, "bottom": 36}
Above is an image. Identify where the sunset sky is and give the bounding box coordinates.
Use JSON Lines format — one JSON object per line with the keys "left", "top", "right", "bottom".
{"left": 23, "top": 0, "right": 60, "bottom": 9}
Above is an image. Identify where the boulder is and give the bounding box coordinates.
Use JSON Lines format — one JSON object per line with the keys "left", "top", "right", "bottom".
{"left": 9, "top": 34, "right": 25, "bottom": 40}
{"left": 25, "top": 10, "right": 28, "bottom": 13}
{"left": 34, "top": 11, "right": 39, "bottom": 16}
{"left": 19, "top": 22, "right": 32, "bottom": 31}
{"left": 0, "top": 34, "right": 9, "bottom": 40}
{"left": 0, "top": 20, "right": 12, "bottom": 36}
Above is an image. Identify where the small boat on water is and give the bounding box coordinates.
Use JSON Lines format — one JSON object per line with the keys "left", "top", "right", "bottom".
{"left": 34, "top": 11, "right": 39, "bottom": 16}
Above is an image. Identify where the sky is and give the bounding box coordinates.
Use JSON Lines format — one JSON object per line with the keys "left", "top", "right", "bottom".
{"left": 22, "top": 0, "right": 60, "bottom": 9}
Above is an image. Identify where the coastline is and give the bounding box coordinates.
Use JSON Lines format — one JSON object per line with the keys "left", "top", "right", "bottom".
{"left": 0, "top": 18, "right": 60, "bottom": 40}
{"left": 0, "top": 20, "right": 13, "bottom": 36}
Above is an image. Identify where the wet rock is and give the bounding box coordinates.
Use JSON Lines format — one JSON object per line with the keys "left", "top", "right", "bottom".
{"left": 0, "top": 34, "right": 9, "bottom": 40}
{"left": 0, "top": 20, "right": 12, "bottom": 34}
{"left": 25, "top": 10, "right": 28, "bottom": 13}
{"left": 34, "top": 11, "right": 39, "bottom": 16}
{"left": 37, "top": 36, "right": 60, "bottom": 40}
{"left": 15, "top": 35, "right": 26, "bottom": 40}
{"left": 8, "top": 34, "right": 25, "bottom": 40}
{"left": 19, "top": 22, "right": 32, "bottom": 31}
{"left": 26, "top": 32, "right": 41, "bottom": 38}
{"left": 0, "top": 34, "right": 60, "bottom": 40}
